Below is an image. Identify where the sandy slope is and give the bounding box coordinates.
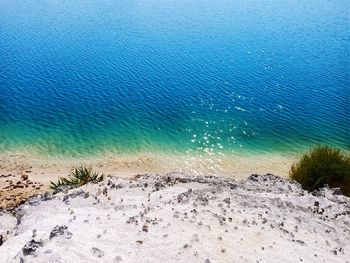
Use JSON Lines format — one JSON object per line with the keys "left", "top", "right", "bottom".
{"left": 0, "top": 173, "right": 349, "bottom": 263}
{"left": 0, "top": 152, "right": 296, "bottom": 209}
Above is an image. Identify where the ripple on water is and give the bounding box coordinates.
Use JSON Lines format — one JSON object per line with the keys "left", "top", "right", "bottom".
{"left": 0, "top": 0, "right": 349, "bottom": 157}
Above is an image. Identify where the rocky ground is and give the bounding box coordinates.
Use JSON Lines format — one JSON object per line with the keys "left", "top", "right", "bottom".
{"left": 0, "top": 173, "right": 349, "bottom": 263}
{"left": 0, "top": 171, "right": 45, "bottom": 210}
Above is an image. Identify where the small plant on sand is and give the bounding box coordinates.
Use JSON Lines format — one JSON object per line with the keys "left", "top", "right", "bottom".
{"left": 290, "top": 146, "right": 350, "bottom": 196}
{"left": 50, "top": 166, "right": 104, "bottom": 190}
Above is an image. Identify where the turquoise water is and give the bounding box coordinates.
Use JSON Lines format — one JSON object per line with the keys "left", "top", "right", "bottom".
{"left": 0, "top": 0, "right": 349, "bottom": 157}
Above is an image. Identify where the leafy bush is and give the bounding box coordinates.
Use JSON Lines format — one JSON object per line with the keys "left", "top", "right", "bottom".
{"left": 290, "top": 146, "right": 350, "bottom": 196}
{"left": 50, "top": 166, "right": 104, "bottom": 190}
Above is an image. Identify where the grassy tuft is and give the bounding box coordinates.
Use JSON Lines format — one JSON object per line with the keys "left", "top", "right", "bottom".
{"left": 290, "top": 146, "right": 350, "bottom": 196}
{"left": 50, "top": 166, "right": 104, "bottom": 190}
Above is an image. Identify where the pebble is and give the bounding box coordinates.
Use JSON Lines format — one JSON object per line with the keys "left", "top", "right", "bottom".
{"left": 142, "top": 225, "right": 148, "bottom": 232}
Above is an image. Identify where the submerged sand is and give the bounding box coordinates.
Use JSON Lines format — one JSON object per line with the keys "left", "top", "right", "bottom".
{"left": 0, "top": 152, "right": 297, "bottom": 209}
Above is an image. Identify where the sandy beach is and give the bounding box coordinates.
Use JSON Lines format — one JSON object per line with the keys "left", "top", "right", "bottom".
{"left": 0, "top": 152, "right": 297, "bottom": 209}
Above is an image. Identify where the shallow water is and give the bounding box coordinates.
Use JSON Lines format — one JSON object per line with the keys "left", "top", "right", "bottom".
{"left": 0, "top": 0, "right": 349, "bottom": 157}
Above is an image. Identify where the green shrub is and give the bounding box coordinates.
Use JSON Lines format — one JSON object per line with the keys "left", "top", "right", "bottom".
{"left": 50, "top": 166, "right": 104, "bottom": 190}
{"left": 290, "top": 146, "right": 350, "bottom": 196}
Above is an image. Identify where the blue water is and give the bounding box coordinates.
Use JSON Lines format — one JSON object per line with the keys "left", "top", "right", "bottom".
{"left": 0, "top": 0, "right": 349, "bottom": 157}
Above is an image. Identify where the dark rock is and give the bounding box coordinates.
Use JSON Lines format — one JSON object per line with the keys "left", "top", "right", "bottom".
{"left": 223, "top": 198, "right": 230, "bottom": 204}
{"left": 332, "top": 188, "right": 342, "bottom": 195}
{"left": 248, "top": 174, "right": 259, "bottom": 182}
{"left": 21, "top": 174, "right": 28, "bottom": 180}
{"left": 69, "top": 190, "right": 85, "bottom": 199}
{"left": 175, "top": 178, "right": 189, "bottom": 184}
{"left": 312, "top": 189, "right": 325, "bottom": 197}
{"left": 154, "top": 182, "right": 165, "bottom": 191}
{"left": 55, "top": 185, "right": 73, "bottom": 193}
{"left": 228, "top": 183, "right": 237, "bottom": 190}
{"left": 142, "top": 225, "right": 148, "bottom": 232}
{"left": 295, "top": 240, "right": 306, "bottom": 246}
{"left": 49, "top": 225, "right": 72, "bottom": 240}
{"left": 318, "top": 208, "right": 325, "bottom": 215}
{"left": 39, "top": 192, "right": 53, "bottom": 202}
{"left": 22, "top": 239, "right": 43, "bottom": 256}
{"left": 90, "top": 247, "right": 104, "bottom": 258}
{"left": 126, "top": 216, "right": 138, "bottom": 225}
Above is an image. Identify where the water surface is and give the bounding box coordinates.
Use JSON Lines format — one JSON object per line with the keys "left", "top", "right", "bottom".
{"left": 0, "top": 0, "right": 349, "bottom": 158}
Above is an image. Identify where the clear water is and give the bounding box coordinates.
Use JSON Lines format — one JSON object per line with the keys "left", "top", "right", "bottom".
{"left": 0, "top": 0, "right": 349, "bottom": 157}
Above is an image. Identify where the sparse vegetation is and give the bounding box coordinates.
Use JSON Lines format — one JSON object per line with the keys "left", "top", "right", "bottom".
{"left": 290, "top": 146, "right": 350, "bottom": 196}
{"left": 50, "top": 166, "right": 104, "bottom": 190}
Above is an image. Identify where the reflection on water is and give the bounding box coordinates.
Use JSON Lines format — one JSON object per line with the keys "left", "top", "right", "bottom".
{"left": 0, "top": 0, "right": 349, "bottom": 158}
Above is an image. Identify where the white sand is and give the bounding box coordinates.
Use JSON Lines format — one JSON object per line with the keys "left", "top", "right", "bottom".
{"left": 0, "top": 173, "right": 349, "bottom": 263}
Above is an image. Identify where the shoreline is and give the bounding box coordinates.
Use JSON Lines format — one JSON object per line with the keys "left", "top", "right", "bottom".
{"left": 0, "top": 151, "right": 298, "bottom": 209}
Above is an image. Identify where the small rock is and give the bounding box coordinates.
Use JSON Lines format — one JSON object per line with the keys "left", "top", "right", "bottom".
{"left": 295, "top": 240, "right": 306, "bottom": 246}
{"left": 113, "top": 256, "right": 122, "bottom": 262}
{"left": 90, "top": 247, "right": 104, "bottom": 258}
{"left": 49, "top": 225, "right": 72, "bottom": 240}
{"left": 332, "top": 188, "right": 342, "bottom": 195}
{"left": 22, "top": 239, "right": 43, "bottom": 256}
{"left": 142, "top": 225, "right": 148, "bottom": 232}
{"left": 223, "top": 198, "right": 230, "bottom": 204}
{"left": 21, "top": 174, "right": 28, "bottom": 180}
